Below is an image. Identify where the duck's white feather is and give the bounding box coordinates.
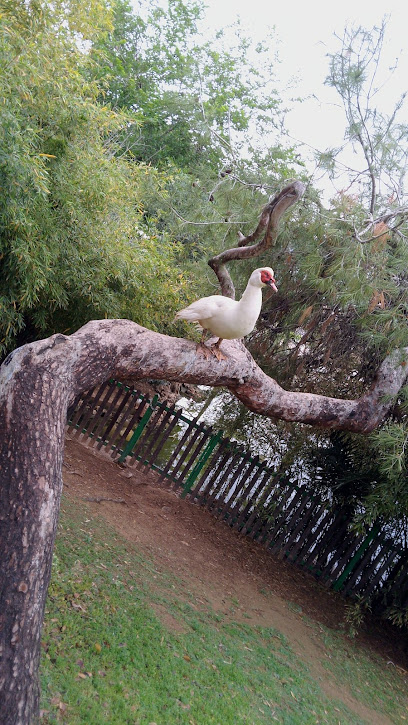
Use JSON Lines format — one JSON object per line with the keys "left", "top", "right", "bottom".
{"left": 175, "top": 267, "right": 276, "bottom": 341}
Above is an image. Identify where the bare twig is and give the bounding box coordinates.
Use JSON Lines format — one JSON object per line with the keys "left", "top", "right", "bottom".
{"left": 354, "top": 208, "right": 408, "bottom": 243}
{"left": 82, "top": 496, "right": 128, "bottom": 505}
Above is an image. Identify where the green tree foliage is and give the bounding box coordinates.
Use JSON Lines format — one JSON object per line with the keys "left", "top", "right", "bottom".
{"left": 322, "top": 20, "right": 408, "bottom": 214}
{"left": 242, "top": 23, "right": 408, "bottom": 536}
{"left": 0, "top": 0, "right": 187, "bottom": 357}
{"left": 90, "top": 0, "right": 207, "bottom": 169}
{"left": 88, "top": 0, "right": 305, "bottom": 316}
{"left": 90, "top": 0, "right": 285, "bottom": 173}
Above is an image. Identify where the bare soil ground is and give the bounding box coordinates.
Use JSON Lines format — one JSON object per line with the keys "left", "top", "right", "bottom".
{"left": 63, "top": 437, "right": 408, "bottom": 724}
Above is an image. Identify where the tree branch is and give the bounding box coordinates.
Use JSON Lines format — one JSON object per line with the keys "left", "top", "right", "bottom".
{"left": 1, "top": 319, "right": 408, "bottom": 721}
{"left": 208, "top": 180, "right": 305, "bottom": 297}
{"left": 82, "top": 322, "right": 408, "bottom": 432}
{"left": 3, "top": 319, "right": 406, "bottom": 435}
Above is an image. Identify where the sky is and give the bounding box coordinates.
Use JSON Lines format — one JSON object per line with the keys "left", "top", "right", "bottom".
{"left": 197, "top": 0, "right": 408, "bottom": 198}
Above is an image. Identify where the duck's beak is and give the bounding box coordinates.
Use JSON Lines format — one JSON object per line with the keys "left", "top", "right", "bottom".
{"left": 266, "top": 278, "right": 278, "bottom": 292}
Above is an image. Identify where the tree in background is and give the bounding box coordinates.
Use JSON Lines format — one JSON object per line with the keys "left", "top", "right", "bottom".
{"left": 205, "top": 22, "right": 408, "bottom": 549}
{"left": 87, "top": 0, "right": 305, "bottom": 300}
{"left": 322, "top": 20, "right": 407, "bottom": 217}
{"left": 90, "top": 0, "right": 286, "bottom": 172}
{"left": 0, "top": 0, "right": 188, "bottom": 359}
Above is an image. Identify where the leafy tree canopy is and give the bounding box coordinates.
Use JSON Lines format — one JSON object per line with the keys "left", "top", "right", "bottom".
{"left": 0, "top": 0, "right": 188, "bottom": 357}
{"left": 90, "top": 0, "right": 287, "bottom": 172}
{"left": 165, "top": 20, "right": 408, "bottom": 535}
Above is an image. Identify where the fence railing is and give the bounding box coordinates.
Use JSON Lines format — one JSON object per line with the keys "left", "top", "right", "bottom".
{"left": 66, "top": 379, "right": 408, "bottom": 610}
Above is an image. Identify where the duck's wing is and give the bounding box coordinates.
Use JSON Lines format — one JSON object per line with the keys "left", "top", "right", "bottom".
{"left": 175, "top": 295, "right": 234, "bottom": 322}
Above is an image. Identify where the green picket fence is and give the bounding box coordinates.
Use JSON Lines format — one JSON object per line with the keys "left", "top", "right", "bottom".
{"left": 66, "top": 379, "right": 408, "bottom": 609}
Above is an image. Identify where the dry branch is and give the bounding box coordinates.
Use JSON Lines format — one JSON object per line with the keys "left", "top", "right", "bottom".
{"left": 208, "top": 180, "right": 305, "bottom": 297}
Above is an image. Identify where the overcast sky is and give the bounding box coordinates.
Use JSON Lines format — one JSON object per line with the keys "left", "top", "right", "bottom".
{"left": 198, "top": 0, "right": 408, "bottom": 197}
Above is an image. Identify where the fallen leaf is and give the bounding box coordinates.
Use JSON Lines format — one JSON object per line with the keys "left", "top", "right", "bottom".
{"left": 71, "top": 601, "right": 87, "bottom": 612}
{"left": 298, "top": 305, "right": 314, "bottom": 326}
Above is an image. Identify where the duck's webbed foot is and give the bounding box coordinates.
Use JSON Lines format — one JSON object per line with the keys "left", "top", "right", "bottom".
{"left": 196, "top": 341, "right": 214, "bottom": 359}
{"left": 208, "top": 338, "right": 227, "bottom": 361}
{"left": 196, "top": 329, "right": 213, "bottom": 359}
{"left": 196, "top": 332, "right": 227, "bottom": 361}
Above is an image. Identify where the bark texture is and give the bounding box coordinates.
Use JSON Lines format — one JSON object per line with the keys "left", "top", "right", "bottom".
{"left": 1, "top": 318, "right": 408, "bottom": 722}
{"left": 0, "top": 336, "right": 71, "bottom": 724}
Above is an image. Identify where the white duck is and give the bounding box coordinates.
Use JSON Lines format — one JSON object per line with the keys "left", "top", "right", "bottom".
{"left": 175, "top": 267, "right": 277, "bottom": 360}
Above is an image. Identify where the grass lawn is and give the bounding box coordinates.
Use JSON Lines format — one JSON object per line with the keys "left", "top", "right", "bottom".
{"left": 40, "top": 496, "right": 408, "bottom": 724}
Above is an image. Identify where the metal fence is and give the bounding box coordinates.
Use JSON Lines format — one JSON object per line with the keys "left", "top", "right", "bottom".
{"left": 67, "top": 379, "right": 408, "bottom": 610}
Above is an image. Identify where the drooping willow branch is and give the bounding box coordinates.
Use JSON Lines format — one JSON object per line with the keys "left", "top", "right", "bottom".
{"left": 208, "top": 180, "right": 305, "bottom": 298}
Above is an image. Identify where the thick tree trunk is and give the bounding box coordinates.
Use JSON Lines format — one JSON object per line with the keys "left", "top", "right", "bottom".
{"left": 1, "top": 320, "right": 407, "bottom": 723}
{"left": 0, "top": 338, "right": 71, "bottom": 723}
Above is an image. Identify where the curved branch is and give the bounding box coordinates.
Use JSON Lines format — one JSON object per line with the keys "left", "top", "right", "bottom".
{"left": 208, "top": 180, "right": 305, "bottom": 298}
{"left": 1, "top": 319, "right": 408, "bottom": 720}
{"left": 85, "top": 322, "right": 407, "bottom": 433}
{"left": 2, "top": 319, "right": 406, "bottom": 435}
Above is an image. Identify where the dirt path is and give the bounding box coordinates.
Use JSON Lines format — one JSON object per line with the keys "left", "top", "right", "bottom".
{"left": 62, "top": 437, "right": 407, "bottom": 724}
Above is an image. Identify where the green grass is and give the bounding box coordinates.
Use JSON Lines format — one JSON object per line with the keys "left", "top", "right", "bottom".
{"left": 315, "top": 624, "right": 408, "bottom": 722}
{"left": 40, "top": 497, "right": 408, "bottom": 724}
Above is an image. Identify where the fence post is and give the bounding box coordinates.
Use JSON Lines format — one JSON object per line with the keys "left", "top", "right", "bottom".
{"left": 118, "top": 395, "right": 158, "bottom": 463}
{"left": 332, "top": 523, "right": 380, "bottom": 592}
{"left": 181, "top": 430, "right": 223, "bottom": 498}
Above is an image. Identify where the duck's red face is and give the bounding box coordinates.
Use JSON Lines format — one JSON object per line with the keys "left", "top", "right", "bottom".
{"left": 260, "top": 269, "right": 278, "bottom": 292}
